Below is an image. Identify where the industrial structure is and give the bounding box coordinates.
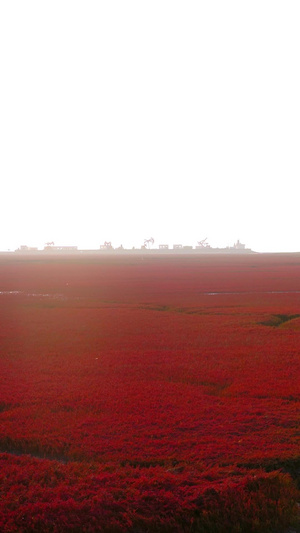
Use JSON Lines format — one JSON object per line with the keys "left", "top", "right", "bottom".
{"left": 100, "top": 241, "right": 113, "bottom": 250}
{"left": 15, "top": 239, "right": 252, "bottom": 254}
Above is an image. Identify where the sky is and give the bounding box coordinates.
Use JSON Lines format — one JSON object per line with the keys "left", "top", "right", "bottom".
{"left": 0, "top": 1, "right": 299, "bottom": 253}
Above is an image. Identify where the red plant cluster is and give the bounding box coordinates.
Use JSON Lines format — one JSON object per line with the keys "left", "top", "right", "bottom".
{"left": 0, "top": 253, "right": 299, "bottom": 531}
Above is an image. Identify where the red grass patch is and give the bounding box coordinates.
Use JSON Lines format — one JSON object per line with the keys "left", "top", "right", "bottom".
{"left": 0, "top": 253, "right": 299, "bottom": 531}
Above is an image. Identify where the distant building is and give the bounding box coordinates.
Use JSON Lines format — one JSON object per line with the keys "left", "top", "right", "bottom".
{"left": 159, "top": 244, "right": 169, "bottom": 250}
{"left": 233, "top": 240, "right": 246, "bottom": 250}
{"left": 44, "top": 246, "right": 78, "bottom": 252}
{"left": 19, "top": 245, "right": 38, "bottom": 252}
{"left": 100, "top": 242, "right": 113, "bottom": 250}
{"left": 173, "top": 244, "right": 183, "bottom": 249}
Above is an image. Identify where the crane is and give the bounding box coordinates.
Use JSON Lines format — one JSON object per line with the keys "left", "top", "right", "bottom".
{"left": 144, "top": 237, "right": 154, "bottom": 249}
{"left": 197, "top": 238, "right": 210, "bottom": 248}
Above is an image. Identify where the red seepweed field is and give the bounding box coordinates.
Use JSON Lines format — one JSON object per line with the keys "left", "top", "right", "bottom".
{"left": 0, "top": 252, "right": 299, "bottom": 532}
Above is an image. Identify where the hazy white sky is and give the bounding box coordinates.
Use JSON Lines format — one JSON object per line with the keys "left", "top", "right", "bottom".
{"left": 0, "top": 1, "right": 299, "bottom": 252}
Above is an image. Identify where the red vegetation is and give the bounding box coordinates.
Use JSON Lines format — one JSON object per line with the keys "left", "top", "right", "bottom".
{"left": 0, "top": 253, "right": 299, "bottom": 531}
